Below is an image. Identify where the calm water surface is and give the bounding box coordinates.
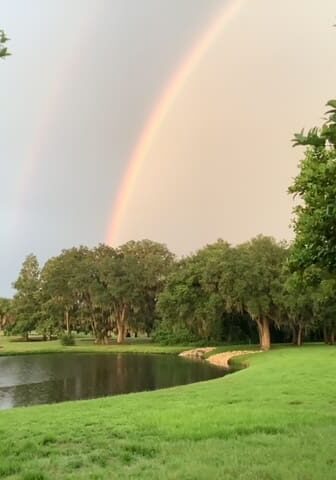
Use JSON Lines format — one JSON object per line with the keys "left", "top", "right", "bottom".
{"left": 0, "top": 353, "right": 226, "bottom": 409}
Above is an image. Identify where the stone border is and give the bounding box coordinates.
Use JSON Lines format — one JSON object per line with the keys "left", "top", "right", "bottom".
{"left": 179, "top": 347, "right": 261, "bottom": 368}
{"left": 207, "top": 350, "right": 261, "bottom": 368}
{"left": 179, "top": 347, "right": 216, "bottom": 360}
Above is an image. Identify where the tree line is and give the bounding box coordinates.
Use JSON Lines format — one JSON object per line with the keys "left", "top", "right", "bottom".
{"left": 1, "top": 232, "right": 335, "bottom": 350}
{"left": 1, "top": 241, "right": 174, "bottom": 345}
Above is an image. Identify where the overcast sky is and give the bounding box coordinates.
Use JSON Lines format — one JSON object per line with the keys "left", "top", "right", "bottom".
{"left": 1, "top": 0, "right": 336, "bottom": 296}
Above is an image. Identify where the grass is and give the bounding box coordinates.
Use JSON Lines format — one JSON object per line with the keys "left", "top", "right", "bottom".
{"left": 0, "top": 335, "right": 190, "bottom": 356}
{"left": 0, "top": 343, "right": 335, "bottom": 479}
{"left": 0, "top": 335, "right": 257, "bottom": 356}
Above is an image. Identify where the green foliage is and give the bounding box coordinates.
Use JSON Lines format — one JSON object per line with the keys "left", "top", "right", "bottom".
{"left": 279, "top": 265, "right": 318, "bottom": 344}
{"left": 22, "top": 241, "right": 175, "bottom": 345}
{"left": 157, "top": 237, "right": 287, "bottom": 349}
{"left": 0, "top": 297, "right": 12, "bottom": 331}
{"left": 10, "top": 254, "right": 42, "bottom": 338}
{"left": 7, "top": 235, "right": 330, "bottom": 349}
{"left": 60, "top": 333, "right": 76, "bottom": 346}
{"left": 290, "top": 101, "right": 336, "bottom": 270}
{"left": 157, "top": 241, "right": 232, "bottom": 343}
{"left": 119, "top": 240, "right": 175, "bottom": 336}
{"left": 0, "top": 29, "right": 10, "bottom": 59}
{"left": 152, "top": 320, "right": 199, "bottom": 345}
{"left": 292, "top": 99, "right": 336, "bottom": 149}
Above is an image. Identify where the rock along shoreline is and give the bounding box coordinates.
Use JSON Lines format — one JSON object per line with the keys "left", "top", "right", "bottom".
{"left": 179, "top": 347, "right": 261, "bottom": 368}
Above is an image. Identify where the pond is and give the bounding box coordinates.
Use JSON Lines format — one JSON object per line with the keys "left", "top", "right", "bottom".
{"left": 0, "top": 353, "right": 227, "bottom": 409}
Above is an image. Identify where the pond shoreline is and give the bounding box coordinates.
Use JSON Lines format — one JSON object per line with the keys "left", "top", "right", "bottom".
{"left": 0, "top": 337, "right": 187, "bottom": 357}
{"left": 0, "top": 350, "right": 226, "bottom": 410}
{"left": 179, "top": 347, "right": 261, "bottom": 368}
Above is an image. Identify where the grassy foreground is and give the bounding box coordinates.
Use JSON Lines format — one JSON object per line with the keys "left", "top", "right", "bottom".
{"left": 0, "top": 345, "right": 335, "bottom": 479}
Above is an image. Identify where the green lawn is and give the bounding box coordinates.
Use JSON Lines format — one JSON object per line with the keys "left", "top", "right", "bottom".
{"left": 0, "top": 335, "right": 257, "bottom": 356}
{"left": 0, "top": 344, "right": 335, "bottom": 479}
{"left": 0, "top": 335, "right": 189, "bottom": 356}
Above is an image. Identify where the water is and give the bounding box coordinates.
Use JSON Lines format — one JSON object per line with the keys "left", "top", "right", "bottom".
{"left": 0, "top": 353, "right": 226, "bottom": 409}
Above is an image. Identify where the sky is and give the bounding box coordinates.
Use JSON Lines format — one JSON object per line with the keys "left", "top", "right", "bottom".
{"left": 1, "top": 0, "right": 336, "bottom": 296}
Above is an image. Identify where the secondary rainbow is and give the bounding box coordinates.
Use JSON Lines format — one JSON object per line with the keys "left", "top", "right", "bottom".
{"left": 12, "top": 4, "right": 103, "bottom": 232}
{"left": 106, "top": 0, "right": 245, "bottom": 246}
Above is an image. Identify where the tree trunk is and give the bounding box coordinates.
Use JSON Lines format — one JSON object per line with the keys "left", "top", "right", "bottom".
{"left": 323, "top": 325, "right": 329, "bottom": 344}
{"left": 94, "top": 329, "right": 108, "bottom": 345}
{"left": 90, "top": 319, "right": 96, "bottom": 338}
{"left": 323, "top": 325, "right": 335, "bottom": 345}
{"left": 65, "top": 310, "right": 70, "bottom": 334}
{"left": 291, "top": 326, "right": 297, "bottom": 345}
{"left": 117, "top": 322, "right": 126, "bottom": 344}
{"left": 116, "top": 306, "right": 127, "bottom": 344}
{"left": 296, "top": 325, "right": 303, "bottom": 346}
{"left": 256, "top": 317, "right": 271, "bottom": 351}
{"left": 24, "top": 331, "right": 29, "bottom": 342}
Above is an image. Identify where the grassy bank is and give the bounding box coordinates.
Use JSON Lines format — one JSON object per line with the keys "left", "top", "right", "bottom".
{"left": 0, "top": 345, "right": 335, "bottom": 479}
{"left": 0, "top": 335, "right": 257, "bottom": 357}
{"left": 0, "top": 335, "right": 189, "bottom": 356}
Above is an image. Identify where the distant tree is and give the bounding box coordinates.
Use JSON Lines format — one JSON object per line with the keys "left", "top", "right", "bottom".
{"left": 11, "top": 254, "right": 41, "bottom": 340}
{"left": 88, "top": 245, "right": 142, "bottom": 344}
{"left": 0, "top": 30, "right": 10, "bottom": 59}
{"left": 38, "top": 242, "right": 174, "bottom": 344}
{"left": 312, "top": 272, "right": 336, "bottom": 345}
{"left": 281, "top": 269, "right": 316, "bottom": 346}
{"left": 157, "top": 240, "right": 257, "bottom": 344}
{"left": 157, "top": 256, "right": 214, "bottom": 343}
{"left": 224, "top": 236, "right": 288, "bottom": 351}
{"left": 0, "top": 297, "right": 13, "bottom": 332}
{"left": 119, "top": 240, "right": 174, "bottom": 336}
{"left": 40, "top": 246, "right": 90, "bottom": 334}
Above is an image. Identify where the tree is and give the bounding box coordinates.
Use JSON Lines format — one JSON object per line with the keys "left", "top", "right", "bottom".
{"left": 157, "top": 256, "right": 216, "bottom": 343}
{"left": 292, "top": 100, "right": 336, "bottom": 149}
{"left": 157, "top": 241, "right": 257, "bottom": 344}
{"left": 157, "top": 242, "right": 231, "bottom": 343}
{"left": 40, "top": 246, "right": 92, "bottom": 335}
{"left": 0, "top": 298, "right": 13, "bottom": 332}
{"left": 37, "top": 242, "right": 174, "bottom": 344}
{"left": 41, "top": 248, "right": 81, "bottom": 334}
{"left": 281, "top": 268, "right": 316, "bottom": 346}
{"left": 224, "top": 236, "right": 288, "bottom": 351}
{"left": 11, "top": 254, "right": 41, "bottom": 339}
{"left": 0, "top": 30, "right": 10, "bottom": 59}
{"left": 312, "top": 271, "right": 336, "bottom": 345}
{"left": 119, "top": 240, "right": 174, "bottom": 336}
{"left": 89, "top": 245, "right": 143, "bottom": 344}
{"left": 290, "top": 100, "right": 336, "bottom": 270}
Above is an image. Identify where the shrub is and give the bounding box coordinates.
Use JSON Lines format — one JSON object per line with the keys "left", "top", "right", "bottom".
{"left": 60, "top": 333, "right": 76, "bottom": 346}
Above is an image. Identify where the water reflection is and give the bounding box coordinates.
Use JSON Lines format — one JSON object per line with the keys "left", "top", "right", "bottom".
{"left": 0, "top": 353, "right": 226, "bottom": 409}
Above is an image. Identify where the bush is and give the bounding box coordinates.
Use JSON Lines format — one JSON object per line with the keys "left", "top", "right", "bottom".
{"left": 152, "top": 322, "right": 199, "bottom": 345}
{"left": 60, "top": 333, "right": 76, "bottom": 346}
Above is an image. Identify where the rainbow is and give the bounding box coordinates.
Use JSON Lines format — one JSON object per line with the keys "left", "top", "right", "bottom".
{"left": 106, "top": 0, "right": 245, "bottom": 246}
